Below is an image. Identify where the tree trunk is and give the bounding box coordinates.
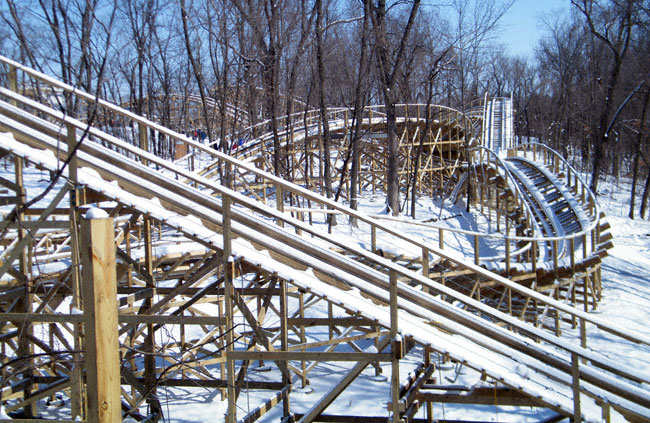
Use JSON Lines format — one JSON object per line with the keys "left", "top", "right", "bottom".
{"left": 385, "top": 102, "right": 400, "bottom": 214}
{"left": 629, "top": 88, "right": 649, "bottom": 219}
{"left": 573, "top": 0, "right": 634, "bottom": 194}
{"left": 641, "top": 165, "right": 650, "bottom": 220}
{"left": 349, "top": 3, "right": 371, "bottom": 224}
{"left": 316, "top": 0, "right": 336, "bottom": 228}
{"left": 366, "top": 0, "right": 420, "bottom": 216}
{"left": 316, "top": 0, "right": 331, "bottom": 198}
{"left": 411, "top": 80, "right": 435, "bottom": 218}
{"left": 180, "top": 0, "right": 214, "bottom": 150}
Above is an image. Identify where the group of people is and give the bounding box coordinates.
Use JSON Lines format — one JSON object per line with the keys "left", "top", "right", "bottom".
{"left": 191, "top": 128, "right": 207, "bottom": 142}
{"left": 189, "top": 128, "right": 250, "bottom": 153}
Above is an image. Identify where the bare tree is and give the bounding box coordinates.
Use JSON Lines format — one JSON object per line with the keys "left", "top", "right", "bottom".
{"left": 349, "top": 0, "right": 372, "bottom": 221}
{"left": 180, "top": 0, "right": 215, "bottom": 149}
{"left": 232, "top": 0, "right": 285, "bottom": 177}
{"left": 571, "top": 0, "right": 638, "bottom": 193}
{"left": 366, "top": 0, "right": 421, "bottom": 216}
{"left": 450, "top": 0, "right": 514, "bottom": 108}
{"left": 629, "top": 86, "right": 649, "bottom": 218}
{"left": 316, "top": 0, "right": 333, "bottom": 204}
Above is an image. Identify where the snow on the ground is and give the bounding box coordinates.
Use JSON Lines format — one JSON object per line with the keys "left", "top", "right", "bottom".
{"left": 573, "top": 177, "right": 650, "bottom": 375}
{"left": 3, "top": 159, "right": 650, "bottom": 422}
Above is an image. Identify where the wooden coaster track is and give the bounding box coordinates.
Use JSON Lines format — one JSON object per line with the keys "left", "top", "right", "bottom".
{"left": 0, "top": 56, "right": 646, "bottom": 423}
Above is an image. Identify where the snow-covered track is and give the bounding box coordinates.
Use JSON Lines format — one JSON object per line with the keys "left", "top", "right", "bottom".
{"left": 505, "top": 156, "right": 588, "bottom": 258}
{"left": 0, "top": 80, "right": 614, "bottom": 343}
{"left": 0, "top": 56, "right": 648, "bottom": 422}
{"left": 461, "top": 98, "right": 610, "bottom": 310}
{"left": 481, "top": 97, "right": 514, "bottom": 156}
{"left": 2, "top": 102, "right": 650, "bottom": 423}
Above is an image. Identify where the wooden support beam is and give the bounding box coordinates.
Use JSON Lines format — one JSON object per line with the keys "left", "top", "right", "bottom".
{"left": 232, "top": 292, "right": 291, "bottom": 378}
{"left": 287, "top": 330, "right": 385, "bottom": 352}
{"left": 572, "top": 353, "right": 582, "bottom": 423}
{"left": 392, "top": 363, "right": 435, "bottom": 413}
{"left": 224, "top": 194, "right": 237, "bottom": 423}
{"left": 286, "top": 317, "right": 375, "bottom": 327}
{"left": 140, "top": 215, "right": 160, "bottom": 419}
{"left": 389, "top": 270, "right": 400, "bottom": 423}
{"left": 4, "top": 378, "right": 71, "bottom": 414}
{"left": 280, "top": 278, "right": 291, "bottom": 419}
{"left": 229, "top": 351, "right": 393, "bottom": 362}
{"left": 239, "top": 385, "right": 292, "bottom": 423}
{"left": 416, "top": 386, "right": 548, "bottom": 407}
{"left": 80, "top": 216, "right": 121, "bottom": 423}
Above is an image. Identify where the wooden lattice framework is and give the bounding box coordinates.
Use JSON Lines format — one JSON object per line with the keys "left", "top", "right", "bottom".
{"left": 0, "top": 55, "right": 647, "bottom": 423}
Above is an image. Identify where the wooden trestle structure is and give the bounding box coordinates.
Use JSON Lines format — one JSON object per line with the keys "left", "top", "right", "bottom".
{"left": 0, "top": 56, "right": 648, "bottom": 423}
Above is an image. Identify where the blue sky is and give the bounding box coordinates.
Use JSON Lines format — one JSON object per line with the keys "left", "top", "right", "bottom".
{"left": 498, "top": 0, "right": 572, "bottom": 58}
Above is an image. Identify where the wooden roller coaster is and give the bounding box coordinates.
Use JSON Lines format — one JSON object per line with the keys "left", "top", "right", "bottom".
{"left": 0, "top": 56, "right": 646, "bottom": 423}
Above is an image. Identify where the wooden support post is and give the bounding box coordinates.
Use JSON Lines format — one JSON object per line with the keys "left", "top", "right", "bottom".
{"left": 371, "top": 225, "right": 377, "bottom": 253}
{"left": 299, "top": 292, "right": 308, "bottom": 388}
{"left": 66, "top": 137, "right": 85, "bottom": 418}
{"left": 389, "top": 270, "right": 400, "bottom": 423}
{"left": 505, "top": 236, "right": 511, "bottom": 275}
{"left": 219, "top": 288, "right": 226, "bottom": 400}
{"left": 439, "top": 228, "right": 443, "bottom": 250}
{"left": 142, "top": 216, "right": 159, "bottom": 417}
{"left": 597, "top": 266, "right": 603, "bottom": 302}
{"left": 14, "top": 156, "right": 34, "bottom": 418}
{"left": 601, "top": 402, "right": 611, "bottom": 423}
{"left": 223, "top": 196, "right": 232, "bottom": 257}
{"left": 530, "top": 241, "right": 539, "bottom": 327}
{"left": 81, "top": 216, "right": 121, "bottom": 423}
{"left": 223, "top": 196, "right": 237, "bottom": 423}
{"left": 496, "top": 190, "right": 500, "bottom": 232}
{"left": 373, "top": 324, "right": 382, "bottom": 377}
{"left": 225, "top": 256, "right": 236, "bottom": 423}
{"left": 570, "top": 237, "right": 577, "bottom": 328}
{"left": 571, "top": 353, "right": 582, "bottom": 423}
{"left": 8, "top": 65, "right": 18, "bottom": 97}
{"left": 421, "top": 247, "right": 429, "bottom": 289}
{"left": 296, "top": 211, "right": 303, "bottom": 236}
{"left": 508, "top": 286, "right": 513, "bottom": 318}
{"left": 474, "top": 235, "right": 480, "bottom": 266}
{"left": 580, "top": 317, "right": 587, "bottom": 363}
{"left": 280, "top": 279, "right": 292, "bottom": 419}
{"left": 584, "top": 272, "right": 590, "bottom": 312}
{"left": 276, "top": 183, "right": 285, "bottom": 227}
{"left": 138, "top": 122, "right": 148, "bottom": 165}
{"left": 66, "top": 123, "right": 79, "bottom": 183}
